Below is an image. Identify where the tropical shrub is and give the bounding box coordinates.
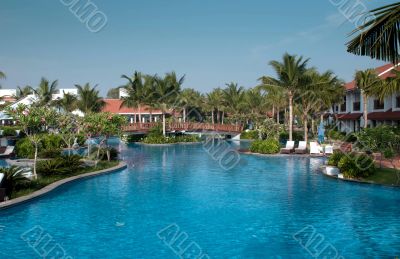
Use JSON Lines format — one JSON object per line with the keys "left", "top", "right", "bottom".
{"left": 59, "top": 155, "right": 84, "bottom": 173}
{"left": 327, "top": 151, "right": 345, "bottom": 167}
{"left": 338, "top": 153, "right": 375, "bottom": 178}
{"left": 175, "top": 135, "right": 201, "bottom": 143}
{"left": 0, "top": 126, "right": 18, "bottom": 137}
{"left": 41, "top": 134, "right": 64, "bottom": 150}
{"left": 356, "top": 125, "right": 400, "bottom": 158}
{"left": 148, "top": 124, "right": 163, "bottom": 137}
{"left": 36, "top": 159, "right": 68, "bottom": 177}
{"left": 142, "top": 135, "right": 176, "bottom": 144}
{"left": 0, "top": 166, "right": 29, "bottom": 197}
{"left": 241, "top": 130, "right": 259, "bottom": 140}
{"left": 38, "top": 148, "right": 62, "bottom": 159}
{"left": 15, "top": 138, "right": 35, "bottom": 158}
{"left": 258, "top": 118, "right": 284, "bottom": 140}
{"left": 250, "top": 139, "right": 280, "bottom": 154}
{"left": 327, "top": 129, "right": 345, "bottom": 140}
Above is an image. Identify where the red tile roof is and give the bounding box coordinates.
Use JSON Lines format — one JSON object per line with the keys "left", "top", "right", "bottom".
{"left": 368, "top": 109, "right": 400, "bottom": 121}
{"left": 345, "top": 63, "right": 400, "bottom": 91}
{"left": 336, "top": 113, "right": 363, "bottom": 120}
{"left": 102, "top": 99, "right": 163, "bottom": 114}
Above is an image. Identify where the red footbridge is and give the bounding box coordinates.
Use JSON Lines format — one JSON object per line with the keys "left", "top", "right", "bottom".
{"left": 122, "top": 122, "right": 243, "bottom": 133}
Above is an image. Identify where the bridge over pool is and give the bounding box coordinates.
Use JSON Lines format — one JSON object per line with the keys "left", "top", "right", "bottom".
{"left": 122, "top": 122, "right": 243, "bottom": 134}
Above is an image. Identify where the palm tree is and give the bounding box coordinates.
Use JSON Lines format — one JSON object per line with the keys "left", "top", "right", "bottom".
{"left": 120, "top": 71, "right": 146, "bottom": 123}
{"left": 75, "top": 83, "right": 105, "bottom": 113}
{"left": 180, "top": 88, "right": 202, "bottom": 123}
{"left": 355, "top": 69, "right": 383, "bottom": 128}
{"left": 153, "top": 72, "right": 184, "bottom": 136}
{"left": 347, "top": 2, "right": 400, "bottom": 64}
{"left": 298, "top": 69, "right": 342, "bottom": 142}
{"left": 260, "top": 53, "right": 309, "bottom": 141}
{"left": 52, "top": 92, "right": 78, "bottom": 112}
{"left": 16, "top": 86, "right": 33, "bottom": 99}
{"left": 258, "top": 84, "right": 286, "bottom": 124}
{"left": 222, "top": 83, "right": 245, "bottom": 125}
{"left": 242, "top": 88, "right": 266, "bottom": 126}
{"left": 0, "top": 166, "right": 29, "bottom": 198}
{"left": 0, "top": 71, "right": 5, "bottom": 79}
{"left": 32, "top": 78, "right": 58, "bottom": 106}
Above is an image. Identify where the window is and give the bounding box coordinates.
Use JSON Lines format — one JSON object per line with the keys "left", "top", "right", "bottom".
{"left": 396, "top": 96, "right": 400, "bottom": 108}
{"left": 374, "top": 99, "right": 384, "bottom": 110}
{"left": 340, "top": 97, "right": 346, "bottom": 112}
{"left": 353, "top": 93, "right": 360, "bottom": 111}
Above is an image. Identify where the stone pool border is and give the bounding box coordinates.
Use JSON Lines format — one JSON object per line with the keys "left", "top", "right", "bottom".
{"left": 0, "top": 161, "right": 128, "bottom": 210}
{"left": 135, "top": 142, "right": 202, "bottom": 147}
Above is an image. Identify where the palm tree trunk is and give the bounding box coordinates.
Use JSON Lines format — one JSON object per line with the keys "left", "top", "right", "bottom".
{"left": 311, "top": 119, "right": 315, "bottom": 136}
{"left": 211, "top": 110, "right": 215, "bottom": 124}
{"left": 183, "top": 108, "right": 186, "bottom": 123}
{"left": 288, "top": 92, "right": 294, "bottom": 141}
{"left": 303, "top": 113, "right": 308, "bottom": 144}
{"left": 222, "top": 111, "right": 225, "bottom": 124}
{"left": 134, "top": 114, "right": 137, "bottom": 123}
{"left": 162, "top": 113, "right": 166, "bottom": 136}
{"left": 33, "top": 143, "right": 38, "bottom": 180}
{"left": 217, "top": 110, "right": 220, "bottom": 124}
{"left": 277, "top": 107, "right": 280, "bottom": 124}
{"left": 272, "top": 105, "right": 275, "bottom": 118}
{"left": 363, "top": 94, "right": 368, "bottom": 128}
{"left": 138, "top": 104, "right": 142, "bottom": 124}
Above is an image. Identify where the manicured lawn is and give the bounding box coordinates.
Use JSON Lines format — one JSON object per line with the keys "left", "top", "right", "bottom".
{"left": 11, "top": 161, "right": 119, "bottom": 199}
{"left": 365, "top": 168, "right": 400, "bottom": 186}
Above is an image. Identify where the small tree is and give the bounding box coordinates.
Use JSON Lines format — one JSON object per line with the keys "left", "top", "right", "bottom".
{"left": 257, "top": 118, "right": 284, "bottom": 140}
{"left": 6, "top": 105, "right": 58, "bottom": 179}
{"left": 83, "top": 113, "right": 126, "bottom": 161}
{"left": 356, "top": 125, "right": 400, "bottom": 167}
{"left": 57, "top": 114, "right": 82, "bottom": 155}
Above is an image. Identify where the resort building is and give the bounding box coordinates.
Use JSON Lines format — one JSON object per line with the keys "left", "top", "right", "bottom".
{"left": 51, "top": 88, "right": 78, "bottom": 100}
{"left": 0, "top": 89, "right": 17, "bottom": 105}
{"left": 330, "top": 63, "right": 400, "bottom": 133}
{"left": 102, "top": 99, "right": 165, "bottom": 123}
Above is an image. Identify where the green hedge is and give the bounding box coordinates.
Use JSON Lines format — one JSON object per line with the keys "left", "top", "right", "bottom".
{"left": 279, "top": 131, "right": 304, "bottom": 142}
{"left": 141, "top": 135, "right": 201, "bottom": 144}
{"left": 338, "top": 153, "right": 375, "bottom": 178}
{"left": 241, "top": 130, "right": 259, "bottom": 140}
{"left": 250, "top": 139, "right": 280, "bottom": 154}
{"left": 327, "top": 151, "right": 345, "bottom": 166}
{"left": 15, "top": 134, "right": 65, "bottom": 158}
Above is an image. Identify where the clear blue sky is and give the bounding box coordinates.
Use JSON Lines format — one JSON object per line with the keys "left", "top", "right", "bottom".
{"left": 0, "top": 0, "right": 395, "bottom": 96}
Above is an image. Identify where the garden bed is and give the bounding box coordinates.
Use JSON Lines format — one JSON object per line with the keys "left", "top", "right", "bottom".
{"left": 0, "top": 161, "right": 126, "bottom": 209}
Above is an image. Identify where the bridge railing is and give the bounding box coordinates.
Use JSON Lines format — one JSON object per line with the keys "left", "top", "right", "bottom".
{"left": 122, "top": 122, "right": 243, "bottom": 133}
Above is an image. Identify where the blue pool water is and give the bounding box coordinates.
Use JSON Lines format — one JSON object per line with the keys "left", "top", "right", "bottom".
{"left": 0, "top": 141, "right": 399, "bottom": 258}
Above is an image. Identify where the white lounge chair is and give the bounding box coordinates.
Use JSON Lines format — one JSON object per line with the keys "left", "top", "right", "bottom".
{"left": 0, "top": 146, "right": 14, "bottom": 158}
{"left": 281, "top": 141, "right": 295, "bottom": 154}
{"left": 295, "top": 141, "right": 308, "bottom": 154}
{"left": 325, "top": 145, "right": 334, "bottom": 155}
{"left": 310, "top": 142, "right": 322, "bottom": 155}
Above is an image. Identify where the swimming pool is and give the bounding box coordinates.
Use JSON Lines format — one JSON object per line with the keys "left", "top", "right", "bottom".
{"left": 0, "top": 141, "right": 399, "bottom": 258}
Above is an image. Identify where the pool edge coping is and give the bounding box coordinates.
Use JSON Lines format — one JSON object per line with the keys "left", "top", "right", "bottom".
{"left": 0, "top": 161, "right": 128, "bottom": 210}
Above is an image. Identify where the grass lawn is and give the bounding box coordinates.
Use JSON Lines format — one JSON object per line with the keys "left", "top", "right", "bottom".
{"left": 364, "top": 168, "right": 400, "bottom": 186}
{"left": 11, "top": 161, "right": 119, "bottom": 199}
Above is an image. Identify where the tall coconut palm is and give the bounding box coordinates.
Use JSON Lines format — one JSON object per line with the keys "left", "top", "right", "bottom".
{"left": 257, "top": 84, "right": 286, "bottom": 124}
{"left": 222, "top": 83, "right": 245, "bottom": 125}
{"left": 260, "top": 53, "right": 309, "bottom": 141}
{"left": 75, "top": 83, "right": 105, "bottom": 113}
{"left": 52, "top": 92, "right": 78, "bottom": 112}
{"left": 347, "top": 2, "right": 400, "bottom": 64}
{"left": 31, "top": 78, "right": 58, "bottom": 106}
{"left": 180, "top": 88, "right": 202, "bottom": 122}
{"left": 355, "top": 69, "right": 383, "bottom": 128}
{"left": 298, "top": 69, "right": 342, "bottom": 142}
{"left": 120, "top": 71, "right": 146, "bottom": 123}
{"left": 16, "top": 86, "right": 33, "bottom": 99}
{"left": 0, "top": 71, "right": 5, "bottom": 79}
{"left": 153, "top": 72, "right": 184, "bottom": 136}
{"left": 242, "top": 88, "right": 266, "bottom": 126}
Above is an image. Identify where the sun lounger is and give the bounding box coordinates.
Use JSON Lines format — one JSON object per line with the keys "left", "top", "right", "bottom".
{"left": 310, "top": 142, "right": 322, "bottom": 155}
{"left": 0, "top": 146, "right": 14, "bottom": 158}
{"left": 280, "top": 141, "right": 295, "bottom": 154}
{"left": 325, "top": 145, "right": 334, "bottom": 155}
{"left": 295, "top": 141, "right": 308, "bottom": 154}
